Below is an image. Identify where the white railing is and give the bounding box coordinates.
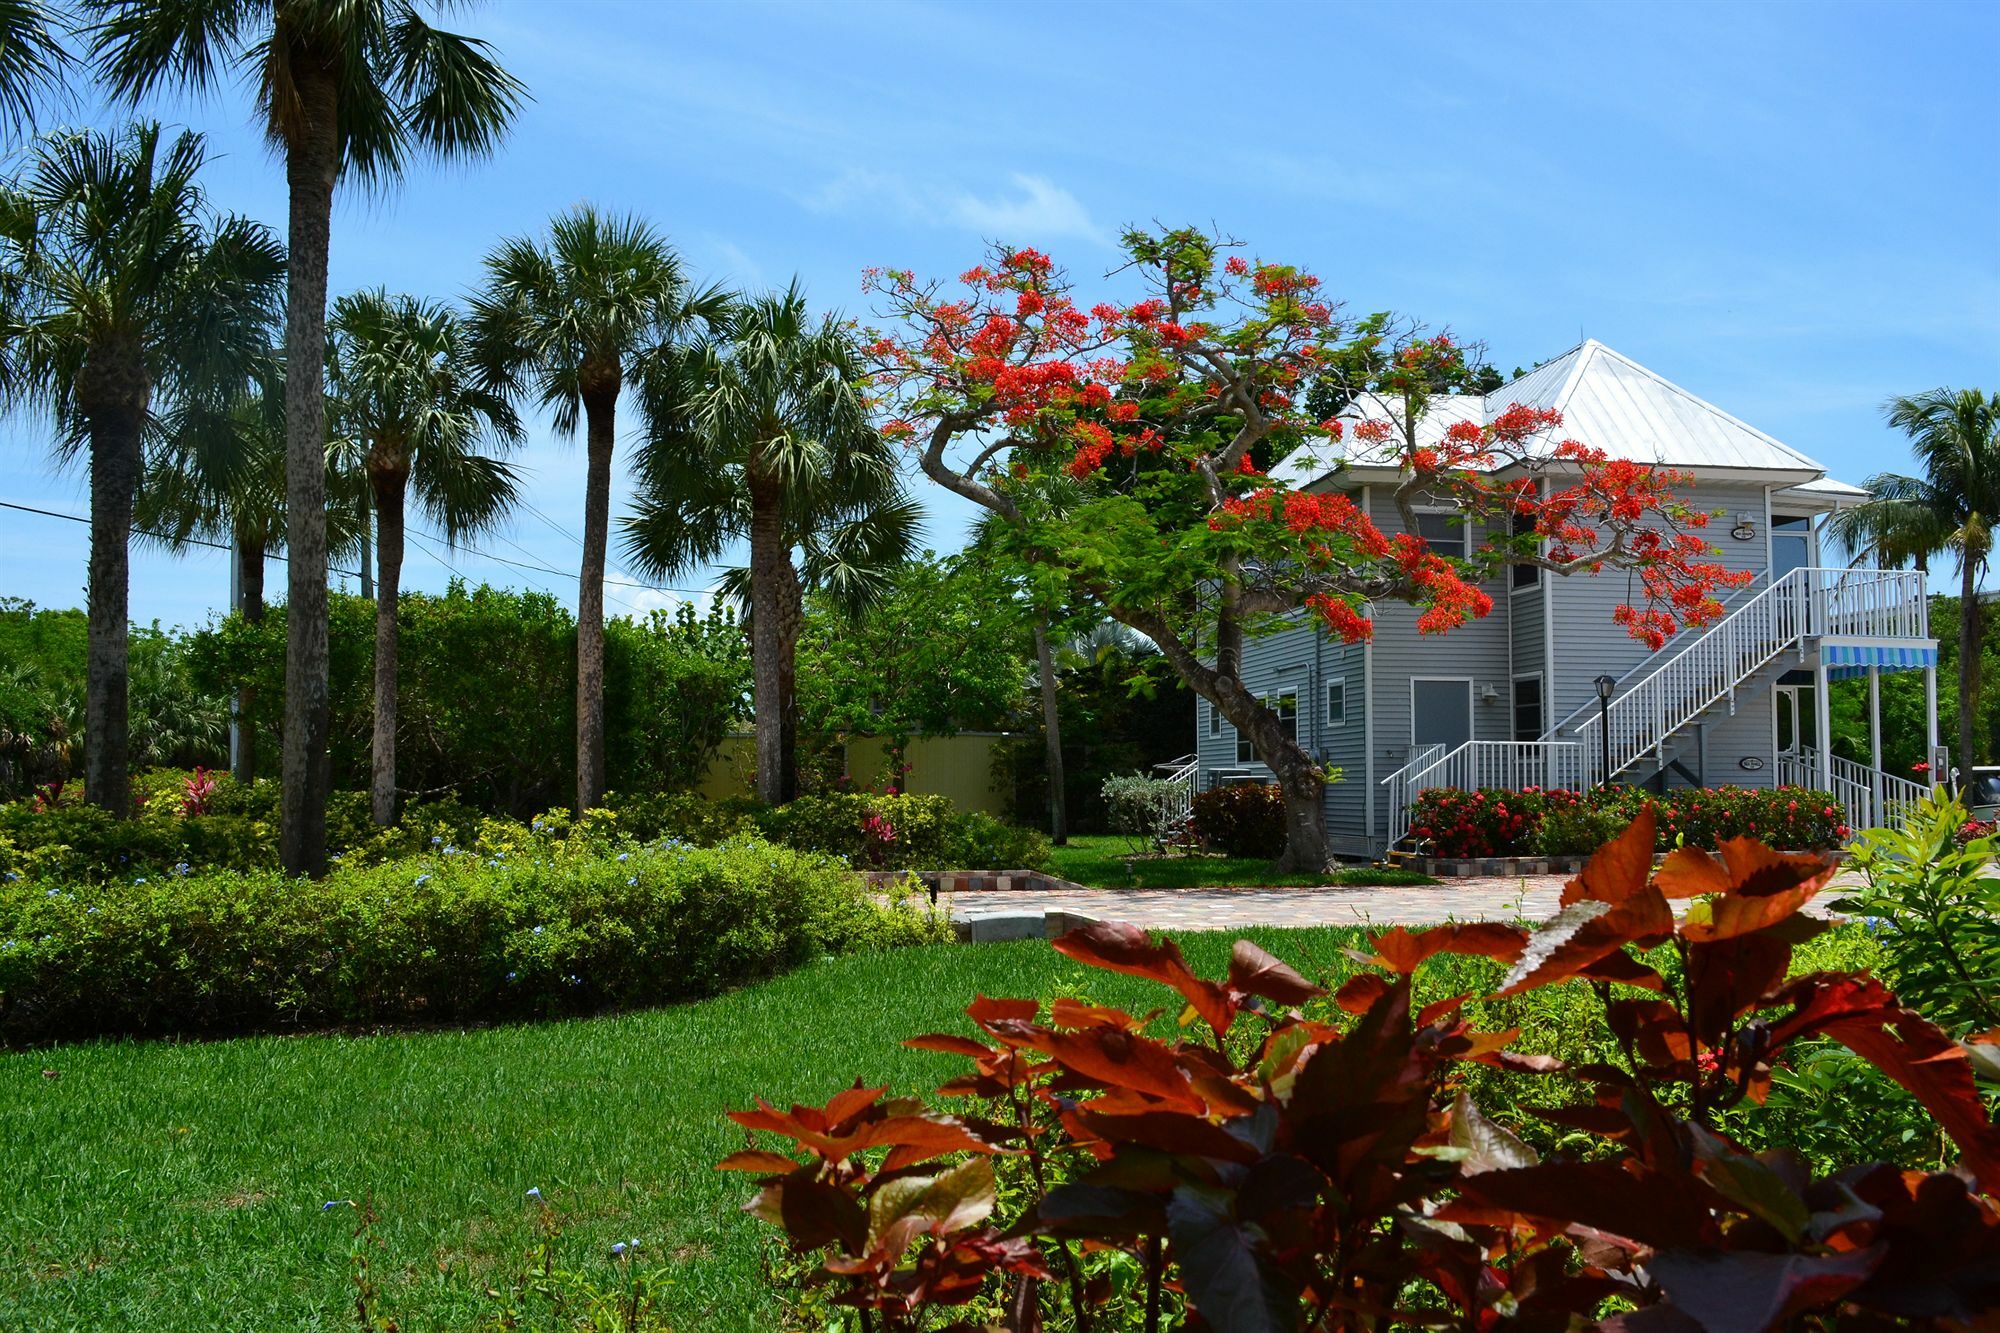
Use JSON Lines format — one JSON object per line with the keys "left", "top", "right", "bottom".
{"left": 1567, "top": 567, "right": 1925, "bottom": 784}
{"left": 1379, "top": 741, "right": 1587, "bottom": 847}
{"left": 1379, "top": 743, "right": 1446, "bottom": 848}
{"left": 1154, "top": 753, "right": 1199, "bottom": 833}
{"left": 1782, "top": 746, "right": 1929, "bottom": 834}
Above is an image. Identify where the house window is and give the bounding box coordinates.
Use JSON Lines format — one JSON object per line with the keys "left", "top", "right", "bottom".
{"left": 1511, "top": 510, "right": 1541, "bottom": 588}
{"left": 1236, "top": 728, "right": 1255, "bottom": 765}
{"left": 1416, "top": 509, "right": 1470, "bottom": 559}
{"left": 1207, "top": 701, "right": 1221, "bottom": 737}
{"left": 1325, "top": 677, "right": 1347, "bottom": 726}
{"left": 1512, "top": 674, "right": 1544, "bottom": 742}
{"left": 1239, "top": 691, "right": 1297, "bottom": 764}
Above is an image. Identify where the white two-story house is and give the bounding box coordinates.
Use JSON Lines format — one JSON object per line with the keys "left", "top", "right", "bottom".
{"left": 1190, "top": 340, "right": 1941, "bottom": 858}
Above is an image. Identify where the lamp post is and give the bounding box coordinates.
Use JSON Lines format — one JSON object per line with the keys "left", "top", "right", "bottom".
{"left": 1594, "top": 674, "right": 1616, "bottom": 787}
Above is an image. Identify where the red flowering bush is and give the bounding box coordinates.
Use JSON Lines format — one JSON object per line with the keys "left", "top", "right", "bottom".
{"left": 1412, "top": 784, "right": 1847, "bottom": 857}
{"left": 1188, "top": 782, "right": 1288, "bottom": 858}
{"left": 723, "top": 813, "right": 2000, "bottom": 1329}
{"left": 1962, "top": 818, "right": 1999, "bottom": 846}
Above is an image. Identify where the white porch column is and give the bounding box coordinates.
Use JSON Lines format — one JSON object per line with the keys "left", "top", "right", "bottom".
{"left": 1925, "top": 662, "right": 1941, "bottom": 786}
{"left": 1868, "top": 664, "right": 1883, "bottom": 828}
{"left": 1814, "top": 652, "right": 1833, "bottom": 797}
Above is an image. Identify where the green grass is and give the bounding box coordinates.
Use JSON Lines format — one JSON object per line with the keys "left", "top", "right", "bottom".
{"left": 0, "top": 929, "right": 1374, "bottom": 1331}
{"left": 0, "top": 923, "right": 1880, "bottom": 1330}
{"left": 1046, "top": 833, "right": 1436, "bottom": 888}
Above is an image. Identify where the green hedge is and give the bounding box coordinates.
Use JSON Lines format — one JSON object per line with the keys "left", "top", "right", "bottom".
{"left": 0, "top": 831, "right": 948, "bottom": 1044}
{"left": 1409, "top": 785, "right": 1850, "bottom": 859}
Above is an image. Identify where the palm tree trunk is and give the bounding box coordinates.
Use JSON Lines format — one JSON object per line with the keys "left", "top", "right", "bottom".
{"left": 1962, "top": 560, "right": 1983, "bottom": 774}
{"left": 231, "top": 527, "right": 264, "bottom": 783}
{"left": 279, "top": 65, "right": 341, "bottom": 877}
{"left": 357, "top": 488, "right": 373, "bottom": 601}
{"left": 775, "top": 565, "right": 804, "bottom": 803}
{"left": 1032, "top": 615, "right": 1067, "bottom": 844}
{"left": 83, "top": 409, "right": 142, "bottom": 818}
{"left": 747, "top": 461, "right": 790, "bottom": 806}
{"left": 370, "top": 465, "right": 407, "bottom": 826}
{"left": 575, "top": 385, "right": 617, "bottom": 812}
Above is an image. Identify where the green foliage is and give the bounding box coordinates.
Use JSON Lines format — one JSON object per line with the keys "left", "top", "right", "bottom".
{"left": 1189, "top": 781, "right": 1288, "bottom": 858}
{"left": 0, "top": 832, "right": 946, "bottom": 1043}
{"left": 1097, "top": 772, "right": 1186, "bottom": 853}
{"left": 795, "top": 554, "right": 1029, "bottom": 750}
{"left": 187, "top": 583, "right": 742, "bottom": 816}
{"left": 754, "top": 792, "right": 1049, "bottom": 872}
{"left": 1413, "top": 784, "right": 1850, "bottom": 857}
{"left": 1836, "top": 788, "right": 2000, "bottom": 1035}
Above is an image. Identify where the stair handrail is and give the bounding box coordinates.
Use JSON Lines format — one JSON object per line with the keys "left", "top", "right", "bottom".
{"left": 1565, "top": 567, "right": 1926, "bottom": 784}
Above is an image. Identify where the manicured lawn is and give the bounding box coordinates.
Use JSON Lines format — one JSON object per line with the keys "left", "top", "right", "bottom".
{"left": 0, "top": 929, "right": 1374, "bottom": 1331}
{"left": 1047, "top": 833, "right": 1436, "bottom": 888}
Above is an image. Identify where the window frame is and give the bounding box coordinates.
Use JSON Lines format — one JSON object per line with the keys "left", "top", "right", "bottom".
{"left": 1510, "top": 508, "right": 1542, "bottom": 591}
{"left": 1413, "top": 506, "right": 1471, "bottom": 561}
{"left": 1325, "top": 676, "right": 1347, "bottom": 727}
{"left": 1511, "top": 672, "right": 1545, "bottom": 743}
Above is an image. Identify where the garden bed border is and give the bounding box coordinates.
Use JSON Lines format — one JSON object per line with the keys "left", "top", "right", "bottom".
{"left": 1410, "top": 849, "right": 1849, "bottom": 879}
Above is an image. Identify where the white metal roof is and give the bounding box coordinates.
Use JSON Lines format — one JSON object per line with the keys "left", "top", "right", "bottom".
{"left": 1274, "top": 339, "right": 1832, "bottom": 486}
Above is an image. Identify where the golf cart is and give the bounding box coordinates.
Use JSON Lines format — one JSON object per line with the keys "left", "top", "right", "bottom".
{"left": 1967, "top": 767, "right": 2000, "bottom": 823}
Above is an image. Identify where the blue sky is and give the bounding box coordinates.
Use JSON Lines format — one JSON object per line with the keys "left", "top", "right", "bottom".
{"left": 3, "top": 0, "right": 1995, "bottom": 630}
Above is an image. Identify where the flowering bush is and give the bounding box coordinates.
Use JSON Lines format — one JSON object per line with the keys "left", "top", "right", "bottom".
{"left": 722, "top": 813, "right": 2000, "bottom": 1329}
{"left": 0, "top": 832, "right": 949, "bottom": 1043}
{"left": 1411, "top": 784, "right": 1848, "bottom": 857}
{"left": 1189, "top": 782, "right": 1288, "bottom": 857}
{"left": 754, "top": 792, "right": 1049, "bottom": 871}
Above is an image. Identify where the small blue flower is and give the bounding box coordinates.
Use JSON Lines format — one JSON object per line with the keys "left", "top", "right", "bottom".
{"left": 172, "top": 862, "right": 190, "bottom": 877}
{"left": 87, "top": 906, "right": 98, "bottom": 915}
{"left": 505, "top": 971, "right": 517, "bottom": 981}
{"left": 430, "top": 835, "right": 443, "bottom": 846}
{"left": 532, "top": 925, "right": 543, "bottom": 935}
{"left": 46, "top": 888, "right": 58, "bottom": 898}
{"left": 414, "top": 874, "right": 430, "bottom": 887}
{"left": 609, "top": 1241, "right": 628, "bottom": 1257}
{"left": 525, "top": 1187, "right": 543, "bottom": 1202}
{"left": 616, "top": 852, "right": 630, "bottom": 862}
{"left": 442, "top": 845, "right": 457, "bottom": 856}
{"left": 626, "top": 876, "right": 636, "bottom": 886}
{"left": 132, "top": 878, "right": 147, "bottom": 885}
{"left": 3, "top": 871, "right": 18, "bottom": 882}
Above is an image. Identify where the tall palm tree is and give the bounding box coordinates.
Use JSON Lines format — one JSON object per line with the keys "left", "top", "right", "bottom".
{"left": 0, "top": 1, "right": 72, "bottom": 139}
{"left": 0, "top": 123, "right": 284, "bottom": 816}
{"left": 467, "top": 206, "right": 730, "bottom": 813}
{"left": 90, "top": 0, "right": 526, "bottom": 874}
{"left": 328, "top": 289, "right": 521, "bottom": 824}
{"left": 624, "top": 284, "right": 917, "bottom": 804}
{"left": 1855, "top": 389, "right": 2000, "bottom": 773}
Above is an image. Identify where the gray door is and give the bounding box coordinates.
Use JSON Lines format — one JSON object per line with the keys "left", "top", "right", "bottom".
{"left": 1412, "top": 679, "right": 1473, "bottom": 751}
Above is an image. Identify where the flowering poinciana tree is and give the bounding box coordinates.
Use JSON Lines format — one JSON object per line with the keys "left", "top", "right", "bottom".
{"left": 869, "top": 227, "right": 1750, "bottom": 870}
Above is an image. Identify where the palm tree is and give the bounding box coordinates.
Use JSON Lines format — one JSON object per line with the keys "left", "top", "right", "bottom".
{"left": 0, "top": 1, "right": 72, "bottom": 139}
{"left": 89, "top": 0, "right": 526, "bottom": 874}
{"left": 624, "top": 285, "right": 917, "bottom": 804}
{"left": 1854, "top": 390, "right": 2000, "bottom": 773}
{"left": 467, "top": 206, "right": 730, "bottom": 813}
{"left": 328, "top": 289, "right": 521, "bottom": 824}
{"left": 0, "top": 123, "right": 284, "bottom": 816}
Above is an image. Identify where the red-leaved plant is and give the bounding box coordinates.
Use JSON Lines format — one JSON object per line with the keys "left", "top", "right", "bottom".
{"left": 722, "top": 810, "right": 2000, "bottom": 1330}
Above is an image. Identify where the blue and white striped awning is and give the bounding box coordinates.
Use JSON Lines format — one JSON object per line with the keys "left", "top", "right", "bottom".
{"left": 1825, "top": 643, "right": 1937, "bottom": 680}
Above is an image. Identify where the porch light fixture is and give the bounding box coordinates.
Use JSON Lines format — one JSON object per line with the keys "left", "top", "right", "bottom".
{"left": 1594, "top": 674, "right": 1616, "bottom": 785}
{"left": 1731, "top": 513, "right": 1757, "bottom": 541}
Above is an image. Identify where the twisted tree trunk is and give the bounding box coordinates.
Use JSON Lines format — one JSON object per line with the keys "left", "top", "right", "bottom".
{"left": 369, "top": 457, "right": 408, "bottom": 826}
{"left": 280, "top": 62, "right": 341, "bottom": 877}
{"left": 78, "top": 349, "right": 147, "bottom": 819}
{"left": 575, "top": 377, "right": 619, "bottom": 813}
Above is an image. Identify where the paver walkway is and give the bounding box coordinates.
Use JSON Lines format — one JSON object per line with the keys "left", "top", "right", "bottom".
{"left": 942, "top": 869, "right": 1869, "bottom": 938}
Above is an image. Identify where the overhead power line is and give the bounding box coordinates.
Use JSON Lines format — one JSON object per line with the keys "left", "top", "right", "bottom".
{"left": 2, "top": 497, "right": 365, "bottom": 579}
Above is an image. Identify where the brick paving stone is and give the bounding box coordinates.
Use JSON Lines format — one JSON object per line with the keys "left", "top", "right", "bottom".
{"left": 939, "top": 869, "right": 1870, "bottom": 935}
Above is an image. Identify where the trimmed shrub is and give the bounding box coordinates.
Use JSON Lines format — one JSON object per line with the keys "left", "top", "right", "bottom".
{"left": 0, "top": 833, "right": 949, "bottom": 1043}
{"left": 1410, "top": 784, "right": 1849, "bottom": 858}
{"left": 753, "top": 793, "right": 1050, "bottom": 871}
{"left": 1189, "top": 782, "right": 1287, "bottom": 858}
{"left": 1099, "top": 773, "right": 1187, "bottom": 852}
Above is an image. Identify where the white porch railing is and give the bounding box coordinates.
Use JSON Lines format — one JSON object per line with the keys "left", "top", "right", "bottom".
{"left": 1566, "top": 567, "right": 1926, "bottom": 785}
{"left": 1783, "top": 747, "right": 1931, "bottom": 833}
{"left": 1154, "top": 753, "right": 1199, "bottom": 834}
{"left": 1380, "top": 741, "right": 1588, "bottom": 847}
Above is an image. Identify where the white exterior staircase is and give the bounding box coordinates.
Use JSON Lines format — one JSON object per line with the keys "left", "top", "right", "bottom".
{"left": 1382, "top": 567, "right": 1928, "bottom": 848}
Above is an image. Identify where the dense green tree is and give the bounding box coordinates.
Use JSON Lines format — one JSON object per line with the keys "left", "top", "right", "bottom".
{"left": 625, "top": 284, "right": 917, "bottom": 804}
{"left": 467, "top": 207, "right": 730, "bottom": 814}
{"left": 91, "top": 0, "right": 527, "bottom": 873}
{"left": 328, "top": 289, "right": 521, "bottom": 823}
{"left": 0, "top": 124, "right": 283, "bottom": 817}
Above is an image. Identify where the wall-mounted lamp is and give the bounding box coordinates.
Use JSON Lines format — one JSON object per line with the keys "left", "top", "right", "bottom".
{"left": 1479, "top": 683, "right": 1501, "bottom": 704}
{"left": 1731, "top": 513, "right": 1758, "bottom": 541}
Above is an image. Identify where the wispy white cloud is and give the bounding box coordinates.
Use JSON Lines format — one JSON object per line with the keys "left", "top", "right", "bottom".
{"left": 804, "top": 170, "right": 1108, "bottom": 247}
